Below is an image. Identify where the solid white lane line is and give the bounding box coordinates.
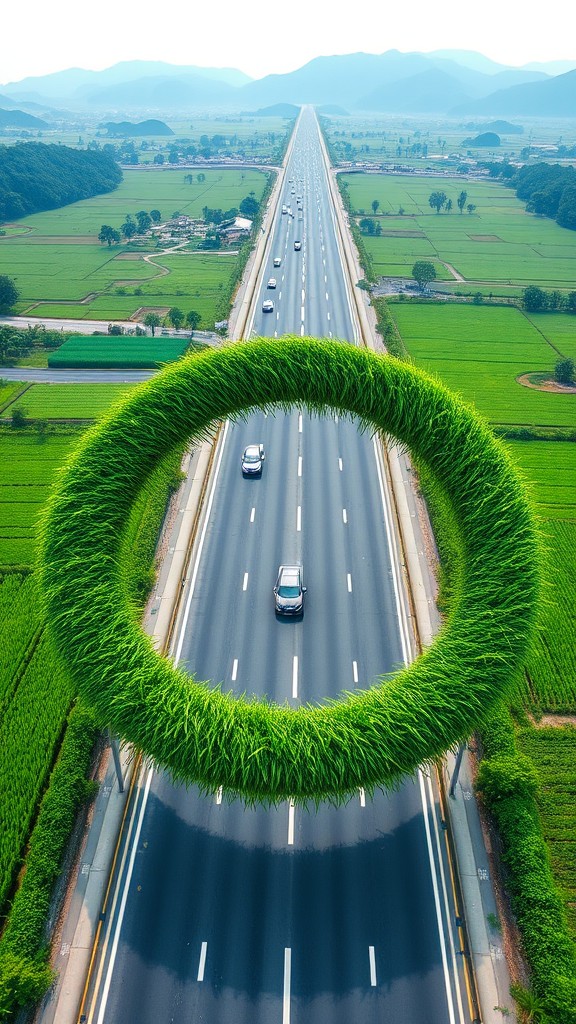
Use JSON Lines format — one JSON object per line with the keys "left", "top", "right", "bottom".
{"left": 297, "top": 506, "right": 301, "bottom": 532}
{"left": 216, "top": 786, "right": 223, "bottom": 805}
{"left": 243, "top": 572, "right": 249, "bottom": 591}
{"left": 292, "top": 656, "right": 298, "bottom": 698}
{"left": 419, "top": 772, "right": 458, "bottom": 1023}
{"left": 250, "top": 507, "right": 256, "bottom": 523}
{"left": 347, "top": 573, "right": 352, "bottom": 592}
{"left": 288, "top": 800, "right": 295, "bottom": 845}
{"left": 197, "top": 941, "right": 208, "bottom": 982}
{"left": 298, "top": 414, "right": 303, "bottom": 433}
{"left": 231, "top": 658, "right": 238, "bottom": 682}
{"left": 353, "top": 660, "right": 358, "bottom": 684}
{"left": 338, "top": 457, "right": 343, "bottom": 471}
{"left": 298, "top": 455, "right": 302, "bottom": 477}
{"left": 425, "top": 773, "right": 467, "bottom": 1023}
{"left": 283, "top": 948, "right": 292, "bottom": 1024}
{"left": 96, "top": 768, "right": 154, "bottom": 1024}
{"left": 342, "top": 508, "right": 347, "bottom": 524}
{"left": 369, "top": 946, "right": 377, "bottom": 987}
{"left": 359, "top": 787, "right": 366, "bottom": 807}
{"left": 173, "top": 419, "right": 230, "bottom": 664}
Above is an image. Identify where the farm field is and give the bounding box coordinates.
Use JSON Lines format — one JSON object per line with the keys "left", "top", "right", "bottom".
{"left": 0, "top": 167, "right": 267, "bottom": 323}
{"left": 342, "top": 172, "right": 576, "bottom": 288}
{"left": 48, "top": 334, "right": 193, "bottom": 368}
{"left": 390, "top": 304, "right": 576, "bottom": 426}
{"left": 517, "top": 726, "right": 576, "bottom": 940}
{"left": 2, "top": 383, "right": 135, "bottom": 421}
{"left": 525, "top": 312, "right": 576, "bottom": 361}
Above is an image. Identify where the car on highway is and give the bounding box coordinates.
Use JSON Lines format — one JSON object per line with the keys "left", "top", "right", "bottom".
{"left": 262, "top": 299, "right": 274, "bottom": 312}
{"left": 273, "top": 256, "right": 282, "bottom": 267}
{"left": 267, "top": 277, "right": 277, "bottom": 289}
{"left": 294, "top": 240, "right": 302, "bottom": 251}
{"left": 273, "top": 564, "right": 307, "bottom": 617}
{"left": 282, "top": 205, "right": 288, "bottom": 214}
{"left": 241, "top": 444, "right": 265, "bottom": 476}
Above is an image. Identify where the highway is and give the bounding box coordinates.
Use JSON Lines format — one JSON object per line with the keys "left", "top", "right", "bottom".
{"left": 87, "top": 108, "right": 467, "bottom": 1023}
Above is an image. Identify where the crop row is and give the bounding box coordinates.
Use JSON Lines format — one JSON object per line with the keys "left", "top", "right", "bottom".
{"left": 0, "top": 576, "right": 43, "bottom": 712}
{"left": 48, "top": 336, "right": 190, "bottom": 369}
{"left": 2, "top": 386, "right": 135, "bottom": 421}
{"left": 0, "top": 631, "right": 74, "bottom": 912}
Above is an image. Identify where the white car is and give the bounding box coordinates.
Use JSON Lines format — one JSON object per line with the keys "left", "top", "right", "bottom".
{"left": 273, "top": 256, "right": 282, "bottom": 267}
{"left": 294, "top": 240, "right": 302, "bottom": 251}
{"left": 262, "top": 299, "right": 274, "bottom": 312}
{"left": 241, "top": 444, "right": 265, "bottom": 476}
{"left": 267, "top": 277, "right": 277, "bottom": 289}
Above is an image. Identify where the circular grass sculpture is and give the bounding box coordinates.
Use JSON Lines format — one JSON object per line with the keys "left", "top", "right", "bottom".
{"left": 39, "top": 338, "right": 539, "bottom": 804}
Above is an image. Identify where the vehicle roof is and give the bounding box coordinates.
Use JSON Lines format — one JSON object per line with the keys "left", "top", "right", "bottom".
{"left": 244, "top": 444, "right": 261, "bottom": 455}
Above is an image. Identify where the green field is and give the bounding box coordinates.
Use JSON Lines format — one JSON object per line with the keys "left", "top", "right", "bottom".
{"left": 3, "top": 384, "right": 135, "bottom": 421}
{"left": 390, "top": 304, "right": 576, "bottom": 426}
{"left": 0, "top": 167, "right": 267, "bottom": 323}
{"left": 48, "top": 334, "right": 191, "bottom": 368}
{"left": 343, "top": 172, "right": 576, "bottom": 288}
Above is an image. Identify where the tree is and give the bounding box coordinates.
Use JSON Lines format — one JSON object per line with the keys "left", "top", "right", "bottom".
{"left": 567, "top": 291, "right": 576, "bottom": 314}
{"left": 0, "top": 326, "right": 21, "bottom": 362}
{"left": 168, "top": 307, "right": 184, "bottom": 329}
{"left": 136, "top": 210, "right": 152, "bottom": 233}
{"left": 412, "top": 261, "right": 437, "bottom": 289}
{"left": 523, "top": 286, "right": 548, "bottom": 313}
{"left": 428, "top": 191, "right": 447, "bottom": 214}
{"left": 10, "top": 405, "right": 28, "bottom": 428}
{"left": 184, "top": 174, "right": 194, "bottom": 185}
{"left": 359, "top": 217, "right": 377, "bottom": 235}
{"left": 371, "top": 199, "right": 380, "bottom": 215}
{"left": 197, "top": 172, "right": 206, "bottom": 182}
{"left": 121, "top": 215, "right": 137, "bottom": 239}
{"left": 239, "top": 195, "right": 259, "bottom": 219}
{"left": 144, "top": 313, "right": 161, "bottom": 336}
{"left": 466, "top": 203, "right": 477, "bottom": 215}
{"left": 98, "top": 224, "right": 121, "bottom": 247}
{"left": 554, "top": 357, "right": 575, "bottom": 385}
{"left": 457, "top": 190, "right": 468, "bottom": 214}
{"left": 150, "top": 209, "right": 162, "bottom": 224}
{"left": 185, "top": 310, "right": 201, "bottom": 332}
{"left": 153, "top": 153, "right": 165, "bottom": 165}
{"left": 445, "top": 198, "right": 453, "bottom": 213}
{"left": 0, "top": 275, "right": 19, "bottom": 313}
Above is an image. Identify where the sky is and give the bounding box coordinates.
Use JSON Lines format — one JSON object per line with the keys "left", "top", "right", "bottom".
{"left": 2, "top": 0, "right": 575, "bottom": 84}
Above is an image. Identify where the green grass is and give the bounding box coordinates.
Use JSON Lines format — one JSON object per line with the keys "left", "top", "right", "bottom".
{"left": 342, "top": 173, "right": 576, "bottom": 287}
{"left": 390, "top": 304, "right": 576, "bottom": 427}
{"left": 40, "top": 338, "right": 539, "bottom": 804}
{"left": 48, "top": 335, "right": 191, "bottom": 369}
{"left": 524, "top": 312, "right": 576, "bottom": 361}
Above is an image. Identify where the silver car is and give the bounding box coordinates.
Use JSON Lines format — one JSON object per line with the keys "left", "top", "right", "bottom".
{"left": 241, "top": 444, "right": 265, "bottom": 476}
{"left": 273, "top": 564, "right": 307, "bottom": 617}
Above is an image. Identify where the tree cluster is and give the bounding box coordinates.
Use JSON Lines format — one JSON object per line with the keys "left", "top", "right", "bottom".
{"left": 0, "top": 143, "right": 122, "bottom": 222}
{"left": 485, "top": 162, "right": 576, "bottom": 231}
{"left": 428, "top": 191, "right": 475, "bottom": 215}
{"left": 98, "top": 209, "right": 161, "bottom": 245}
{"left": 0, "top": 324, "right": 67, "bottom": 364}
{"left": 522, "top": 285, "right": 576, "bottom": 313}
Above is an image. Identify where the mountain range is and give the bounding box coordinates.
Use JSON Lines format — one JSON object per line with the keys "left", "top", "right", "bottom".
{"left": 1, "top": 51, "right": 575, "bottom": 118}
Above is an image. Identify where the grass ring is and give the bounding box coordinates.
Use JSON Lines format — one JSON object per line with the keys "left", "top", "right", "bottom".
{"left": 39, "top": 338, "right": 539, "bottom": 803}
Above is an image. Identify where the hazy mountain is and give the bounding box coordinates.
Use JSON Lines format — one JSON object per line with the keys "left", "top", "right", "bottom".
{"left": 453, "top": 68, "right": 576, "bottom": 116}
{"left": 425, "top": 49, "right": 511, "bottom": 75}
{"left": 0, "top": 107, "right": 48, "bottom": 128}
{"left": 102, "top": 119, "right": 174, "bottom": 136}
{"left": 252, "top": 103, "right": 300, "bottom": 117}
{"left": 358, "top": 68, "right": 472, "bottom": 113}
{"left": 522, "top": 59, "right": 576, "bottom": 77}
{"left": 2, "top": 60, "right": 251, "bottom": 105}
{"left": 83, "top": 73, "right": 236, "bottom": 109}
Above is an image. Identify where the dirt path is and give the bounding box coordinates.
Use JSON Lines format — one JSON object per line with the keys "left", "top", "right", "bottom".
{"left": 439, "top": 260, "right": 465, "bottom": 282}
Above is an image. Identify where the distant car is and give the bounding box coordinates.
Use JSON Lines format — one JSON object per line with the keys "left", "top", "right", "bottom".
{"left": 273, "top": 256, "right": 282, "bottom": 267}
{"left": 241, "top": 444, "right": 265, "bottom": 476}
{"left": 294, "top": 240, "right": 302, "bottom": 251}
{"left": 282, "top": 205, "right": 288, "bottom": 214}
{"left": 273, "top": 564, "right": 307, "bottom": 617}
{"left": 267, "top": 277, "right": 277, "bottom": 289}
{"left": 262, "top": 299, "right": 274, "bottom": 312}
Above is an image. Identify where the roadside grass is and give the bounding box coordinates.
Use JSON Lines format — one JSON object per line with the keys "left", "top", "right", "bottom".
{"left": 342, "top": 172, "right": 576, "bottom": 287}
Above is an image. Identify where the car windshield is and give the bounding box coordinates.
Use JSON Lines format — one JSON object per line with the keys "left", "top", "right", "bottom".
{"left": 244, "top": 449, "right": 260, "bottom": 462}
{"left": 278, "top": 585, "right": 300, "bottom": 598}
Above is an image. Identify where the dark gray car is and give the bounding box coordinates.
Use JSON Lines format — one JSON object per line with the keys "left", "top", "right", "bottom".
{"left": 273, "top": 564, "right": 306, "bottom": 617}
{"left": 241, "top": 444, "right": 265, "bottom": 476}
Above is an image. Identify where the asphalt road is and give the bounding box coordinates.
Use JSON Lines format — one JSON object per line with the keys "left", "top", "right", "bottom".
{"left": 88, "top": 108, "right": 467, "bottom": 1024}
